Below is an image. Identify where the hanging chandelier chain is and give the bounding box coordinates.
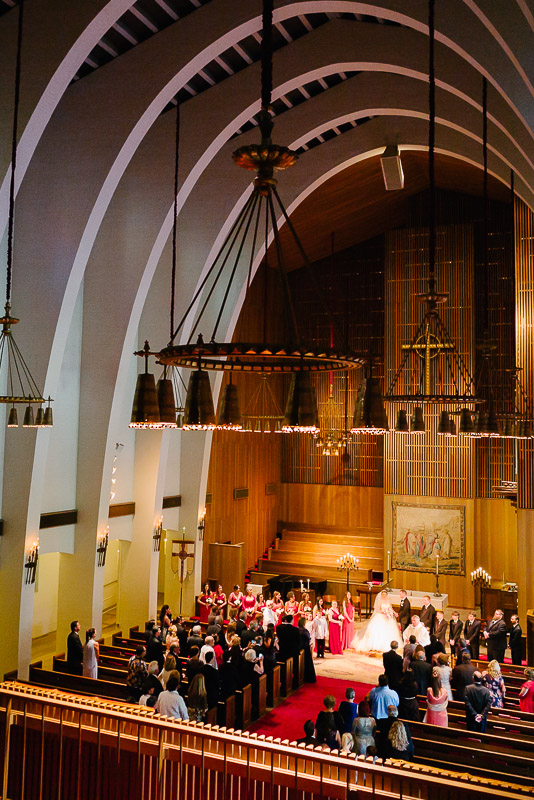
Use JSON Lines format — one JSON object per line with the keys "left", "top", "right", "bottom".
{"left": 428, "top": 0, "right": 436, "bottom": 291}
{"left": 6, "top": 0, "right": 24, "bottom": 307}
{"left": 170, "top": 103, "right": 180, "bottom": 340}
{"left": 482, "top": 75, "right": 490, "bottom": 339}
{"left": 267, "top": 190, "right": 301, "bottom": 345}
{"left": 261, "top": 0, "right": 274, "bottom": 111}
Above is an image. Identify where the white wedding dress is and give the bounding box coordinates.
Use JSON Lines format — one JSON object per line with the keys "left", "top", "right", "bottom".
{"left": 351, "top": 595, "right": 400, "bottom": 653}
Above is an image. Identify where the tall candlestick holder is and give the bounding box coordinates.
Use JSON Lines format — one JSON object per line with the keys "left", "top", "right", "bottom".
{"left": 434, "top": 554, "right": 442, "bottom": 597}
{"left": 336, "top": 553, "right": 360, "bottom": 593}
{"left": 471, "top": 566, "right": 491, "bottom": 607}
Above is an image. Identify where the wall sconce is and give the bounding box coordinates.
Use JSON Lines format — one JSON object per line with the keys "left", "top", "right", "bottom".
{"left": 198, "top": 508, "right": 206, "bottom": 541}
{"left": 97, "top": 527, "right": 109, "bottom": 567}
{"left": 153, "top": 516, "right": 163, "bottom": 552}
{"left": 25, "top": 539, "right": 39, "bottom": 585}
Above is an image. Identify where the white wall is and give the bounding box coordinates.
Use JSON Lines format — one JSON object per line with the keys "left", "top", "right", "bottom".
{"left": 32, "top": 552, "right": 59, "bottom": 638}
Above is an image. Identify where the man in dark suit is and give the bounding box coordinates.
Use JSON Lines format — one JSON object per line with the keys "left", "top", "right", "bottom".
{"left": 146, "top": 626, "right": 165, "bottom": 671}
{"left": 383, "top": 640, "right": 403, "bottom": 691}
{"left": 235, "top": 612, "right": 248, "bottom": 640}
{"left": 464, "top": 612, "right": 481, "bottom": 659}
{"left": 449, "top": 611, "right": 463, "bottom": 657}
{"left": 484, "top": 609, "right": 507, "bottom": 663}
{"left": 67, "top": 620, "right": 83, "bottom": 675}
{"left": 419, "top": 596, "right": 435, "bottom": 632}
{"left": 509, "top": 615, "right": 523, "bottom": 665}
{"left": 201, "top": 654, "right": 221, "bottom": 708}
{"left": 397, "top": 590, "right": 411, "bottom": 632}
{"left": 451, "top": 653, "right": 476, "bottom": 700}
{"left": 411, "top": 651, "right": 432, "bottom": 695}
{"left": 424, "top": 634, "right": 445, "bottom": 664}
{"left": 175, "top": 617, "right": 188, "bottom": 655}
{"left": 186, "top": 625, "right": 204, "bottom": 656}
{"left": 432, "top": 611, "right": 447, "bottom": 647}
{"left": 276, "top": 615, "right": 301, "bottom": 663}
{"left": 296, "top": 720, "right": 319, "bottom": 747}
{"left": 464, "top": 671, "right": 492, "bottom": 732}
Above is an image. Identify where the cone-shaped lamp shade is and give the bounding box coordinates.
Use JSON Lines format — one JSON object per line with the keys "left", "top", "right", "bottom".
{"left": 217, "top": 383, "right": 242, "bottom": 430}
{"left": 410, "top": 406, "right": 425, "bottom": 434}
{"left": 176, "top": 412, "right": 183, "bottom": 429}
{"left": 449, "top": 419, "right": 457, "bottom": 436}
{"left": 7, "top": 407, "right": 18, "bottom": 427}
{"left": 183, "top": 369, "right": 215, "bottom": 430}
{"left": 130, "top": 372, "right": 160, "bottom": 428}
{"left": 459, "top": 407, "right": 474, "bottom": 434}
{"left": 283, "top": 372, "right": 319, "bottom": 433}
{"left": 437, "top": 410, "right": 452, "bottom": 436}
{"left": 394, "top": 409, "right": 409, "bottom": 433}
{"left": 23, "top": 404, "right": 36, "bottom": 428}
{"left": 350, "top": 378, "right": 389, "bottom": 434}
{"left": 43, "top": 405, "right": 53, "bottom": 427}
{"left": 35, "top": 407, "right": 45, "bottom": 427}
{"left": 157, "top": 377, "right": 177, "bottom": 427}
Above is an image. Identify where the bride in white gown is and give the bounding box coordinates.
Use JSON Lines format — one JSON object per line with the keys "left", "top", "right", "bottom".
{"left": 351, "top": 590, "right": 400, "bottom": 653}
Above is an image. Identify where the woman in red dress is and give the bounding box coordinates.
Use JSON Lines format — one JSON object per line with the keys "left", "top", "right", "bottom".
{"left": 298, "top": 593, "right": 312, "bottom": 624}
{"left": 228, "top": 584, "right": 243, "bottom": 617}
{"left": 242, "top": 586, "right": 257, "bottom": 625}
{"left": 198, "top": 583, "right": 214, "bottom": 624}
{"left": 256, "top": 593, "right": 266, "bottom": 614}
{"left": 284, "top": 591, "right": 299, "bottom": 625}
{"left": 213, "top": 585, "right": 227, "bottom": 619}
{"left": 519, "top": 668, "right": 534, "bottom": 712}
{"left": 272, "top": 591, "right": 284, "bottom": 623}
{"left": 341, "top": 591, "right": 355, "bottom": 650}
{"left": 328, "top": 598, "right": 343, "bottom": 655}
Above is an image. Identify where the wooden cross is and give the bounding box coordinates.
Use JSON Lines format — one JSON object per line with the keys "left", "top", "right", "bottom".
{"left": 401, "top": 322, "right": 454, "bottom": 395}
{"left": 172, "top": 535, "right": 195, "bottom": 584}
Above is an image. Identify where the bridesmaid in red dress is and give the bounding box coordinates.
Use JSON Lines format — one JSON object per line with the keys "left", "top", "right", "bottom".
{"left": 228, "top": 584, "right": 243, "bottom": 618}
{"left": 256, "top": 593, "right": 266, "bottom": 614}
{"left": 298, "top": 593, "right": 312, "bottom": 624}
{"left": 242, "top": 586, "right": 257, "bottom": 625}
{"left": 213, "top": 585, "right": 227, "bottom": 619}
{"left": 272, "top": 591, "right": 284, "bottom": 623}
{"left": 328, "top": 599, "right": 343, "bottom": 655}
{"left": 285, "top": 591, "right": 299, "bottom": 625}
{"left": 341, "top": 591, "right": 355, "bottom": 650}
{"left": 198, "top": 582, "right": 214, "bottom": 624}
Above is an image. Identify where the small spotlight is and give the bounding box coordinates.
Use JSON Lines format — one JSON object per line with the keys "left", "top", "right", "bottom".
{"left": 381, "top": 144, "right": 404, "bottom": 191}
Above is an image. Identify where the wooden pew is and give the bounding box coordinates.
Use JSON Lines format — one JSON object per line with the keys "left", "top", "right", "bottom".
{"left": 53, "top": 654, "right": 127, "bottom": 684}
{"left": 267, "top": 664, "right": 281, "bottom": 708}
{"left": 29, "top": 662, "right": 130, "bottom": 702}
{"left": 235, "top": 684, "right": 252, "bottom": 730}
{"left": 279, "top": 657, "right": 293, "bottom": 697}
{"left": 298, "top": 650, "right": 305, "bottom": 686}
{"left": 218, "top": 694, "right": 236, "bottom": 728}
{"left": 256, "top": 673, "right": 267, "bottom": 720}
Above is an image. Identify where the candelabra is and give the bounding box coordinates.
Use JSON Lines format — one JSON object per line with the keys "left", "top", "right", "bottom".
{"left": 299, "top": 578, "right": 311, "bottom": 594}
{"left": 153, "top": 516, "right": 163, "bottom": 552}
{"left": 97, "top": 527, "right": 109, "bottom": 567}
{"left": 471, "top": 565, "right": 491, "bottom": 607}
{"left": 24, "top": 539, "right": 39, "bottom": 585}
{"left": 336, "top": 553, "right": 360, "bottom": 592}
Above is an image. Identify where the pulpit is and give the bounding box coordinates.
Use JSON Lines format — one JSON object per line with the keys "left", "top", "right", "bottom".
{"left": 481, "top": 585, "right": 518, "bottom": 625}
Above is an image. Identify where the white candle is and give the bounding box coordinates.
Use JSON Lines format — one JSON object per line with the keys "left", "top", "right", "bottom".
{"left": 387, "top": 550, "right": 391, "bottom": 571}
{"left": 436, "top": 555, "right": 439, "bottom": 576}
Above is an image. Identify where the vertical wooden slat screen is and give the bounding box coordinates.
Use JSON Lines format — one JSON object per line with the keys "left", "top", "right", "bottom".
{"left": 515, "top": 197, "right": 534, "bottom": 508}
{"left": 384, "top": 224, "right": 475, "bottom": 497}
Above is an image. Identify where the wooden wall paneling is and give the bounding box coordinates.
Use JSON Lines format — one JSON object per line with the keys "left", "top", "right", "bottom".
{"left": 208, "top": 542, "right": 245, "bottom": 596}
{"left": 473, "top": 498, "right": 517, "bottom": 586}
{"left": 384, "top": 222, "right": 475, "bottom": 498}
{"left": 280, "top": 483, "right": 384, "bottom": 531}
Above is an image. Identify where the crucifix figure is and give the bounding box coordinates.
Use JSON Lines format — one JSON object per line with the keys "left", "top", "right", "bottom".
{"left": 401, "top": 322, "right": 454, "bottom": 395}
{"left": 172, "top": 526, "right": 195, "bottom": 613}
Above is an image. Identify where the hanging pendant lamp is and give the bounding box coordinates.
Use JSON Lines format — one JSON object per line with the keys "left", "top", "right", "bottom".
{"left": 7, "top": 406, "right": 18, "bottom": 427}
{"left": 156, "top": 369, "right": 178, "bottom": 428}
{"left": 43, "top": 400, "right": 53, "bottom": 427}
{"left": 437, "top": 410, "right": 452, "bottom": 436}
{"left": 283, "top": 372, "right": 319, "bottom": 433}
{"left": 410, "top": 407, "right": 425, "bottom": 434}
{"left": 22, "top": 402, "right": 36, "bottom": 428}
{"left": 458, "top": 407, "right": 474, "bottom": 434}
{"left": 394, "top": 409, "right": 409, "bottom": 433}
{"left": 183, "top": 367, "right": 215, "bottom": 430}
{"left": 351, "top": 377, "right": 389, "bottom": 435}
{"left": 217, "top": 381, "right": 242, "bottom": 430}
{"left": 130, "top": 341, "right": 161, "bottom": 428}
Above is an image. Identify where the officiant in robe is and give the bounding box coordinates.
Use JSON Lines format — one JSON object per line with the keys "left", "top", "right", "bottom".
{"left": 403, "top": 616, "right": 430, "bottom": 647}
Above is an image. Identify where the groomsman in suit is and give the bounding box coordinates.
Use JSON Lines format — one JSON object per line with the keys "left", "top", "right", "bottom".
{"left": 398, "top": 590, "right": 411, "bottom": 632}
{"left": 483, "top": 609, "right": 507, "bottom": 663}
{"left": 509, "top": 615, "right": 523, "bottom": 665}
{"left": 419, "top": 596, "right": 435, "bottom": 632}
{"left": 449, "top": 611, "right": 463, "bottom": 656}
{"left": 433, "top": 610, "right": 447, "bottom": 647}
{"left": 464, "top": 612, "right": 481, "bottom": 660}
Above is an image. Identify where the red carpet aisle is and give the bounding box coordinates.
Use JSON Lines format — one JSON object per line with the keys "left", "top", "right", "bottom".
{"left": 248, "top": 676, "right": 374, "bottom": 741}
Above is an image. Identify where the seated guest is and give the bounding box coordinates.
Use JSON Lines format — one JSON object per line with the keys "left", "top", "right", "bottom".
{"left": 186, "top": 625, "right": 204, "bottom": 656}
{"left": 165, "top": 625, "right": 180, "bottom": 653}
{"left": 340, "top": 733, "right": 354, "bottom": 754}
{"left": 397, "top": 669, "right": 420, "bottom": 721}
{"left": 187, "top": 673, "right": 208, "bottom": 722}
{"left": 296, "top": 719, "right": 318, "bottom": 747}
{"left": 158, "top": 654, "right": 177, "bottom": 688}
{"left": 519, "top": 668, "right": 534, "bottom": 713}
{"left": 145, "top": 661, "right": 164, "bottom": 697}
{"left": 403, "top": 616, "right": 430, "bottom": 647}
{"left": 424, "top": 669, "right": 448, "bottom": 727}
{"left": 435, "top": 653, "right": 453, "bottom": 700}
{"left": 424, "top": 634, "right": 445, "bottom": 664}
{"left": 315, "top": 695, "right": 344, "bottom": 746}
{"left": 352, "top": 701, "right": 376, "bottom": 756}
{"left": 464, "top": 671, "right": 492, "bottom": 732}
{"left": 402, "top": 635, "right": 417, "bottom": 671}
{"left": 155, "top": 675, "right": 188, "bottom": 720}
{"left": 411, "top": 651, "right": 432, "bottom": 696}
{"left": 369, "top": 674, "right": 399, "bottom": 721}
{"left": 200, "top": 635, "right": 217, "bottom": 668}
{"left": 383, "top": 641, "right": 403, "bottom": 691}
{"left": 297, "top": 617, "right": 316, "bottom": 683}
{"left": 126, "top": 645, "right": 149, "bottom": 702}
{"left": 482, "top": 659, "right": 506, "bottom": 708}
{"left": 201, "top": 652, "right": 221, "bottom": 708}
{"left": 338, "top": 687, "right": 359, "bottom": 733}
{"left": 432, "top": 610, "right": 447, "bottom": 648}
{"left": 451, "top": 652, "right": 475, "bottom": 700}
{"left": 386, "top": 720, "right": 414, "bottom": 761}
{"left": 139, "top": 681, "right": 157, "bottom": 708}
{"left": 376, "top": 704, "right": 401, "bottom": 758}
{"left": 186, "top": 646, "right": 203, "bottom": 683}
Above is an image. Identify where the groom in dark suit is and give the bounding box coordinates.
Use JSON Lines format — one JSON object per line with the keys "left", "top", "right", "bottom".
{"left": 398, "top": 590, "right": 411, "bottom": 632}
{"left": 484, "top": 609, "right": 507, "bottom": 663}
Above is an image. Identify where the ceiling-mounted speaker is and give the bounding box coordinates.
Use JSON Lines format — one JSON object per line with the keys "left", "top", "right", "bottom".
{"left": 380, "top": 144, "right": 404, "bottom": 191}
